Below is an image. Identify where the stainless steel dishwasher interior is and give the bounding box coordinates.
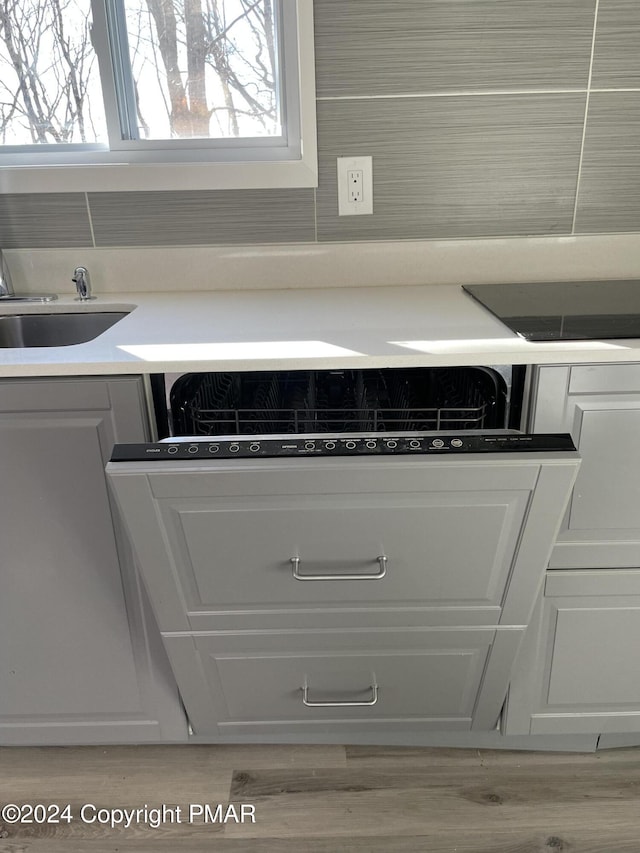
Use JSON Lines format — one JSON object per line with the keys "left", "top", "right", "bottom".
{"left": 0, "top": 311, "right": 129, "bottom": 347}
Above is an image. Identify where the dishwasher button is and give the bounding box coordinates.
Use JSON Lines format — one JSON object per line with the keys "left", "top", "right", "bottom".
{"left": 385, "top": 439, "right": 398, "bottom": 449}
{"left": 208, "top": 444, "right": 220, "bottom": 453}
{"left": 167, "top": 445, "right": 179, "bottom": 454}
{"left": 229, "top": 443, "right": 240, "bottom": 453}
{"left": 188, "top": 445, "right": 200, "bottom": 454}
{"left": 365, "top": 440, "right": 377, "bottom": 449}
{"left": 324, "top": 440, "right": 337, "bottom": 450}
{"left": 451, "top": 439, "right": 463, "bottom": 448}
{"left": 249, "top": 443, "right": 261, "bottom": 452}
{"left": 304, "top": 441, "right": 316, "bottom": 451}
{"left": 345, "top": 440, "right": 357, "bottom": 449}
{"left": 431, "top": 439, "right": 445, "bottom": 448}
{"left": 409, "top": 439, "right": 421, "bottom": 449}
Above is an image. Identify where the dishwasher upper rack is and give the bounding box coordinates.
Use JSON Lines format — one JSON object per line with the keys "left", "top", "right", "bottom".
{"left": 169, "top": 367, "right": 507, "bottom": 437}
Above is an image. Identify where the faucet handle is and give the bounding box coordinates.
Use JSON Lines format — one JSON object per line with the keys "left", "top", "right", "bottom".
{"left": 72, "top": 266, "right": 94, "bottom": 301}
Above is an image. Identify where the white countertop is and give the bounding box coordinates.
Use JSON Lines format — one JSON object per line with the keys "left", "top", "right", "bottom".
{"left": 1, "top": 285, "right": 640, "bottom": 377}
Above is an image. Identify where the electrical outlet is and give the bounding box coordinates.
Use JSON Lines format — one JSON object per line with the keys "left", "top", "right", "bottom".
{"left": 348, "top": 169, "right": 363, "bottom": 203}
{"left": 337, "top": 156, "right": 373, "bottom": 215}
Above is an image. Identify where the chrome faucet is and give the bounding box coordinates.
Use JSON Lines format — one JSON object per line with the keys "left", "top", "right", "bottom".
{"left": 0, "top": 248, "right": 14, "bottom": 297}
{"left": 72, "top": 266, "right": 94, "bottom": 301}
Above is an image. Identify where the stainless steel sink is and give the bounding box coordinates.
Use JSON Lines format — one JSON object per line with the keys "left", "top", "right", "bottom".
{"left": 0, "top": 312, "right": 129, "bottom": 347}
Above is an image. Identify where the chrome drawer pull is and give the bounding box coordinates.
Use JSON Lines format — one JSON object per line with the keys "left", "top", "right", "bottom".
{"left": 301, "top": 683, "right": 379, "bottom": 707}
{"left": 290, "top": 555, "right": 387, "bottom": 581}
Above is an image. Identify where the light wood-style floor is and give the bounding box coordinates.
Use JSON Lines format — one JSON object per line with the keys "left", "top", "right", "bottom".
{"left": 2, "top": 744, "right": 640, "bottom": 852}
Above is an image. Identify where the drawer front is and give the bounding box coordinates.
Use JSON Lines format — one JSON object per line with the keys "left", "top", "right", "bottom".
{"left": 162, "top": 628, "right": 497, "bottom": 736}
{"left": 569, "top": 364, "right": 640, "bottom": 395}
{"left": 157, "top": 491, "right": 529, "bottom": 617}
{"left": 0, "top": 378, "right": 111, "bottom": 412}
{"left": 108, "top": 455, "right": 579, "bottom": 631}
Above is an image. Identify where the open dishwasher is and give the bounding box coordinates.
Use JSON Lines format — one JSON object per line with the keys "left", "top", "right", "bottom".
{"left": 129, "top": 364, "right": 564, "bottom": 458}
{"left": 106, "top": 366, "right": 580, "bottom": 743}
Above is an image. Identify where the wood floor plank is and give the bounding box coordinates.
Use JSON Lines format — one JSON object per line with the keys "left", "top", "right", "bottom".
{"left": 346, "top": 744, "right": 640, "bottom": 768}
{"left": 229, "top": 760, "right": 640, "bottom": 800}
{"left": 184, "top": 744, "right": 347, "bottom": 770}
{"left": 0, "top": 743, "right": 346, "bottom": 774}
{"left": 0, "top": 745, "right": 233, "bottom": 805}
{"left": 5, "top": 830, "right": 640, "bottom": 853}
{"left": 205, "top": 790, "right": 640, "bottom": 839}
{"left": 3, "top": 829, "right": 640, "bottom": 853}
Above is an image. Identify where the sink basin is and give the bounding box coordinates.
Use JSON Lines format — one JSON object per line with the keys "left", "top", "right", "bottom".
{"left": 0, "top": 312, "right": 129, "bottom": 347}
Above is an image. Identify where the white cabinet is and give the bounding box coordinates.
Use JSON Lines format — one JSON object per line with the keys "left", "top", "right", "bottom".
{"left": 0, "top": 377, "right": 187, "bottom": 745}
{"left": 505, "top": 571, "right": 640, "bottom": 735}
{"left": 506, "top": 362, "right": 640, "bottom": 737}
{"left": 531, "top": 363, "right": 640, "bottom": 568}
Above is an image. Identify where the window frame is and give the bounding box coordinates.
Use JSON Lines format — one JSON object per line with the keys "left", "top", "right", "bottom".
{"left": 0, "top": 0, "right": 317, "bottom": 192}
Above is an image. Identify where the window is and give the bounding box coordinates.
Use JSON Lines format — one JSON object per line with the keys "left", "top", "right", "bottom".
{"left": 0, "top": 0, "right": 316, "bottom": 190}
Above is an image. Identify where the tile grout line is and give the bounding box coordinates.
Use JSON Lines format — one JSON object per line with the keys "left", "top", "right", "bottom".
{"left": 572, "top": 0, "right": 601, "bottom": 235}
{"left": 313, "top": 186, "right": 318, "bottom": 243}
{"left": 317, "top": 87, "right": 640, "bottom": 101}
{"left": 313, "top": 94, "right": 319, "bottom": 244}
{"left": 317, "top": 89, "right": 590, "bottom": 101}
{"left": 84, "top": 192, "right": 97, "bottom": 248}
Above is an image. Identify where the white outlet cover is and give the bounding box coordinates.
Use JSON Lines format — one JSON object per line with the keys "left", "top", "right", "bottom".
{"left": 337, "top": 156, "right": 373, "bottom": 216}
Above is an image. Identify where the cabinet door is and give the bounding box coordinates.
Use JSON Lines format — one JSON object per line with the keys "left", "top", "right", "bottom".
{"left": 107, "top": 454, "right": 579, "bottom": 632}
{"left": 0, "top": 378, "right": 186, "bottom": 745}
{"left": 505, "top": 570, "right": 640, "bottom": 735}
{"left": 531, "top": 364, "right": 640, "bottom": 568}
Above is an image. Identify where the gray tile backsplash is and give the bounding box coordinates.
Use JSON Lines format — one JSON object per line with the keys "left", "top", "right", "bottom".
{"left": 0, "top": 194, "right": 92, "bottom": 248}
{"left": 317, "top": 95, "right": 586, "bottom": 241}
{"left": 315, "top": 0, "right": 596, "bottom": 98}
{"left": 88, "top": 190, "right": 315, "bottom": 247}
{"left": 5, "top": 0, "right": 640, "bottom": 248}
{"left": 591, "top": 0, "right": 640, "bottom": 89}
{"left": 574, "top": 92, "right": 640, "bottom": 233}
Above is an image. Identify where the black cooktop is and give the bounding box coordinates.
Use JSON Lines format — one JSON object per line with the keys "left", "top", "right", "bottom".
{"left": 463, "top": 280, "right": 640, "bottom": 341}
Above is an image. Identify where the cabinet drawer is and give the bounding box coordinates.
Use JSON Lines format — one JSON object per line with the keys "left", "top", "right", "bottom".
{"left": 109, "top": 454, "right": 578, "bottom": 632}
{"left": 0, "top": 378, "right": 112, "bottom": 412}
{"left": 569, "top": 364, "right": 640, "bottom": 395}
{"left": 162, "top": 627, "right": 501, "bottom": 737}
{"left": 155, "top": 490, "right": 530, "bottom": 625}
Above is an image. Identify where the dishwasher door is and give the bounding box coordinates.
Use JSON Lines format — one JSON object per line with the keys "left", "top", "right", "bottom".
{"left": 105, "top": 449, "right": 579, "bottom": 741}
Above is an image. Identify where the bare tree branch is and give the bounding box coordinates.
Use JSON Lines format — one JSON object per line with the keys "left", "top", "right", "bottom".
{"left": 0, "top": 0, "right": 98, "bottom": 143}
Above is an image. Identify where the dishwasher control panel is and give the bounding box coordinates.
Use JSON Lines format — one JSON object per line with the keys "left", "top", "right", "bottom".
{"left": 110, "top": 432, "right": 576, "bottom": 461}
